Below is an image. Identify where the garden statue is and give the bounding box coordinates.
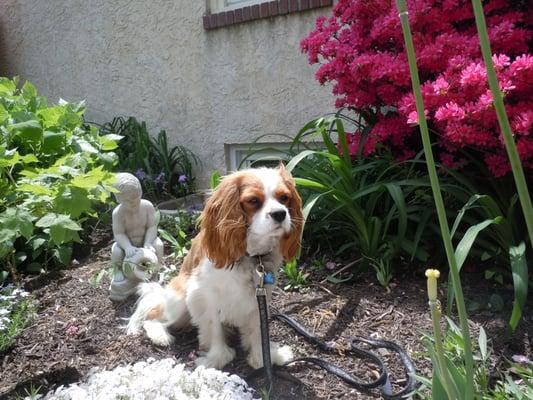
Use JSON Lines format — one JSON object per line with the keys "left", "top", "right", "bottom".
{"left": 109, "top": 172, "right": 164, "bottom": 301}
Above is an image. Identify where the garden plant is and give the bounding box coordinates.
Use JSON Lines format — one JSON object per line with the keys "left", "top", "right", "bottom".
{"left": 100, "top": 116, "right": 199, "bottom": 201}
{"left": 0, "top": 77, "right": 118, "bottom": 282}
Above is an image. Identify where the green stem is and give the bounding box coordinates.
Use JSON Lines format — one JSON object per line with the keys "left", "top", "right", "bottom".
{"left": 395, "top": 2, "right": 475, "bottom": 399}
{"left": 471, "top": 0, "right": 533, "bottom": 249}
{"left": 429, "top": 300, "right": 458, "bottom": 400}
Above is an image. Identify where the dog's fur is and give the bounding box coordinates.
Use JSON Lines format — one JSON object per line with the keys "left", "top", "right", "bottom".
{"left": 127, "top": 166, "right": 303, "bottom": 369}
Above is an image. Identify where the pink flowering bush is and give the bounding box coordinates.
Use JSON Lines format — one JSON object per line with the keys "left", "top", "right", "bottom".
{"left": 301, "top": 0, "right": 533, "bottom": 177}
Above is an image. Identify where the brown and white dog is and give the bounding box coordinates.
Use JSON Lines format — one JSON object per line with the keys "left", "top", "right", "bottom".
{"left": 127, "top": 165, "right": 303, "bottom": 369}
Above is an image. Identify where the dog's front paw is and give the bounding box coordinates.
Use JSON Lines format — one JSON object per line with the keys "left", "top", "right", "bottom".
{"left": 195, "top": 345, "right": 236, "bottom": 369}
{"left": 271, "top": 343, "right": 293, "bottom": 366}
{"left": 247, "top": 343, "right": 293, "bottom": 369}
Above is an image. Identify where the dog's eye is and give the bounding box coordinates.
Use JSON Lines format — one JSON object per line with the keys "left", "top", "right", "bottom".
{"left": 248, "top": 197, "right": 260, "bottom": 205}
{"left": 279, "top": 194, "right": 289, "bottom": 203}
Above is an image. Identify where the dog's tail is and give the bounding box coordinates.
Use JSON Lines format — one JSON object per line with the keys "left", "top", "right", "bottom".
{"left": 126, "top": 282, "right": 189, "bottom": 346}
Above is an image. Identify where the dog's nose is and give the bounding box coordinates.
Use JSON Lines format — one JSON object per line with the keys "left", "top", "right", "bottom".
{"left": 270, "top": 209, "right": 287, "bottom": 223}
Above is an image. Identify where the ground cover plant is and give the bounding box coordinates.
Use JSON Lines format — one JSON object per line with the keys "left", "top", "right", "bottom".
{"left": 100, "top": 116, "right": 199, "bottom": 201}
{"left": 0, "top": 285, "right": 34, "bottom": 353}
{"left": 0, "top": 77, "right": 118, "bottom": 282}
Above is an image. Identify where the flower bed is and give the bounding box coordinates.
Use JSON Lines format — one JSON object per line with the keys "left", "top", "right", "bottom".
{"left": 39, "top": 358, "right": 256, "bottom": 400}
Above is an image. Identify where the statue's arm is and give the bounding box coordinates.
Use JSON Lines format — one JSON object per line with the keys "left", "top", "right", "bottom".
{"left": 112, "top": 208, "right": 135, "bottom": 253}
{"left": 143, "top": 201, "right": 158, "bottom": 249}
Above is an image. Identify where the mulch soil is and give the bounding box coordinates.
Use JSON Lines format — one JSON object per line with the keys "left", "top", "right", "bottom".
{"left": 1, "top": 236, "right": 532, "bottom": 399}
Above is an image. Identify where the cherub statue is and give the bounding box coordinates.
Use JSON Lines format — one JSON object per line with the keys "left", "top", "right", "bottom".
{"left": 109, "top": 172, "right": 164, "bottom": 301}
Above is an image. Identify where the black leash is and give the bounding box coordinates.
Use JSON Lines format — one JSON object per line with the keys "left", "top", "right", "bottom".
{"left": 248, "top": 256, "right": 419, "bottom": 399}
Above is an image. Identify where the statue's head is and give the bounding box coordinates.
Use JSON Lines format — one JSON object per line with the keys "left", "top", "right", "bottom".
{"left": 113, "top": 173, "right": 142, "bottom": 208}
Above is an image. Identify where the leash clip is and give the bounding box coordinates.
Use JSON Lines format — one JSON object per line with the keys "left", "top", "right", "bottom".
{"left": 256, "top": 255, "right": 266, "bottom": 296}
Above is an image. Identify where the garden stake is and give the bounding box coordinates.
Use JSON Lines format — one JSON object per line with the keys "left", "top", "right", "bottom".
{"left": 395, "top": 1, "right": 475, "bottom": 399}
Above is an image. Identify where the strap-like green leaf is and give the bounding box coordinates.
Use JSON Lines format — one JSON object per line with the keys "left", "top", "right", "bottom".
{"left": 509, "top": 242, "right": 528, "bottom": 332}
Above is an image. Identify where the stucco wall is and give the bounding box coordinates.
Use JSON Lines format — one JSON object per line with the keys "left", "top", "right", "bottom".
{"left": 0, "top": 0, "right": 334, "bottom": 186}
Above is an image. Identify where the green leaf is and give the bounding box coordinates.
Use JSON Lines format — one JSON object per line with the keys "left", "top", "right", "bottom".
{"left": 21, "top": 81, "right": 37, "bottom": 99}
{"left": 0, "top": 208, "right": 34, "bottom": 240}
{"left": 17, "top": 183, "right": 54, "bottom": 196}
{"left": 448, "top": 217, "right": 500, "bottom": 313}
{"left": 509, "top": 242, "right": 528, "bottom": 332}
{"left": 285, "top": 150, "right": 320, "bottom": 172}
{"left": 37, "top": 105, "right": 65, "bottom": 128}
{"left": 49, "top": 225, "right": 66, "bottom": 245}
{"left": 431, "top": 372, "right": 449, "bottom": 400}
{"left": 42, "top": 131, "right": 66, "bottom": 153}
{"left": 22, "top": 154, "right": 38, "bottom": 164}
{"left": 0, "top": 103, "right": 9, "bottom": 124}
{"left": 99, "top": 134, "right": 122, "bottom": 151}
{"left": 11, "top": 119, "right": 43, "bottom": 142}
{"left": 210, "top": 170, "right": 221, "bottom": 189}
{"left": 70, "top": 166, "right": 106, "bottom": 188}
{"left": 478, "top": 326, "right": 488, "bottom": 361}
{"left": 53, "top": 245, "right": 72, "bottom": 265}
{"left": 0, "top": 77, "right": 17, "bottom": 95}
{"left": 36, "top": 213, "right": 82, "bottom": 231}
{"left": 54, "top": 186, "right": 92, "bottom": 218}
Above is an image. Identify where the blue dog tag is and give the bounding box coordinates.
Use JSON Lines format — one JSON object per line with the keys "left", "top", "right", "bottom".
{"left": 264, "top": 271, "right": 275, "bottom": 285}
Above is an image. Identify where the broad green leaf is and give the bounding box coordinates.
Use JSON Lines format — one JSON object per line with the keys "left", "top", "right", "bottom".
{"left": 72, "top": 137, "right": 98, "bottom": 154}
{"left": 0, "top": 103, "right": 9, "bottom": 124}
{"left": 17, "top": 183, "right": 53, "bottom": 196}
{"left": 36, "top": 213, "right": 82, "bottom": 231}
{"left": 22, "top": 154, "right": 38, "bottom": 164}
{"left": 53, "top": 245, "right": 73, "bottom": 265}
{"left": 0, "top": 150, "right": 21, "bottom": 168}
{"left": 70, "top": 166, "right": 106, "bottom": 188}
{"left": 0, "top": 208, "right": 34, "bottom": 239}
{"left": 11, "top": 119, "right": 43, "bottom": 142}
{"left": 0, "top": 77, "right": 17, "bottom": 95}
{"left": 49, "top": 225, "right": 66, "bottom": 245}
{"left": 42, "top": 131, "right": 66, "bottom": 153}
{"left": 99, "top": 134, "right": 122, "bottom": 151}
{"left": 21, "top": 81, "right": 37, "bottom": 99}
{"left": 30, "top": 237, "right": 47, "bottom": 251}
{"left": 54, "top": 186, "right": 92, "bottom": 218}
{"left": 37, "top": 105, "right": 65, "bottom": 128}
{"left": 509, "top": 242, "right": 528, "bottom": 332}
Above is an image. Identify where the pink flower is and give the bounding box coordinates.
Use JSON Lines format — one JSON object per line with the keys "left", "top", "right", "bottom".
{"left": 302, "top": 0, "right": 533, "bottom": 178}
{"left": 66, "top": 325, "right": 79, "bottom": 337}
{"left": 435, "top": 102, "right": 465, "bottom": 122}
{"left": 433, "top": 77, "right": 450, "bottom": 95}
{"left": 513, "top": 111, "right": 533, "bottom": 136}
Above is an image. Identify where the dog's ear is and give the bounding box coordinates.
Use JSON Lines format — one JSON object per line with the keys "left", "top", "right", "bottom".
{"left": 278, "top": 167, "right": 304, "bottom": 261}
{"left": 200, "top": 174, "right": 247, "bottom": 268}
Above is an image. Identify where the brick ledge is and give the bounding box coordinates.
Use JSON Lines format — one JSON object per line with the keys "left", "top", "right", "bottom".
{"left": 203, "top": 0, "right": 333, "bottom": 30}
